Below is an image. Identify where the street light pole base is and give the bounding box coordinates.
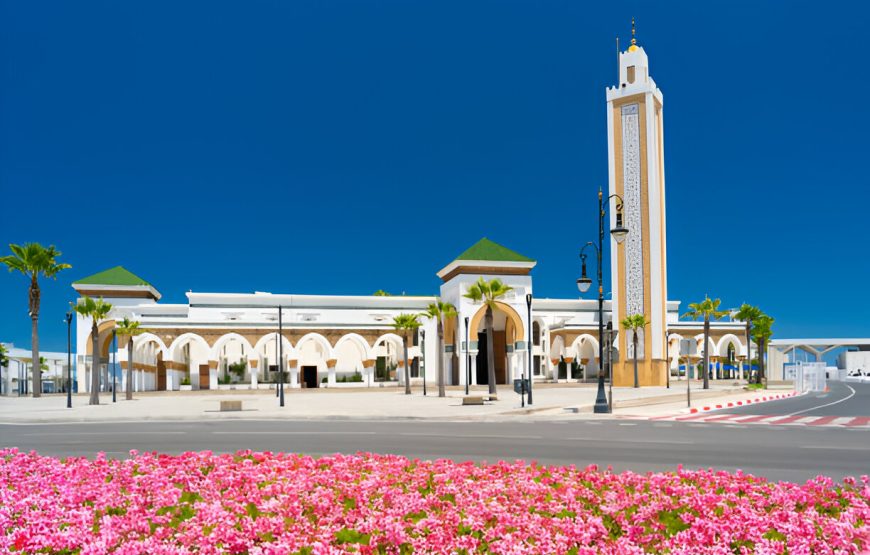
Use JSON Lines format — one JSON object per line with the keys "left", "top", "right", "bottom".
{"left": 593, "top": 400, "right": 611, "bottom": 414}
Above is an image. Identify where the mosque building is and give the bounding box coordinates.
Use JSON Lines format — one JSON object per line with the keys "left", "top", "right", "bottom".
{"left": 70, "top": 32, "right": 754, "bottom": 394}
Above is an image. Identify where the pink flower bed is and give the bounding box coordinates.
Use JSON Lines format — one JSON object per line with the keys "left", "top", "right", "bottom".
{"left": 1, "top": 449, "right": 868, "bottom": 554}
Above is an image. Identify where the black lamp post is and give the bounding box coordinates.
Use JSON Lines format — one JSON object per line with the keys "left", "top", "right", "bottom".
{"left": 66, "top": 310, "right": 73, "bottom": 408}
{"left": 606, "top": 321, "right": 614, "bottom": 412}
{"left": 577, "top": 188, "right": 628, "bottom": 414}
{"left": 464, "top": 316, "right": 470, "bottom": 395}
{"left": 525, "top": 293, "right": 533, "bottom": 406}
{"left": 278, "top": 305, "right": 285, "bottom": 407}
{"left": 111, "top": 330, "right": 117, "bottom": 403}
{"left": 421, "top": 329, "right": 426, "bottom": 396}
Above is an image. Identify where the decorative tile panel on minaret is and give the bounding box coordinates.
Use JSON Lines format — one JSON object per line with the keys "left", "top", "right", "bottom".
{"left": 606, "top": 23, "right": 669, "bottom": 386}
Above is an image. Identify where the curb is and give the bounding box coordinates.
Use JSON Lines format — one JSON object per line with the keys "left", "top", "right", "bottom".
{"left": 688, "top": 391, "right": 800, "bottom": 414}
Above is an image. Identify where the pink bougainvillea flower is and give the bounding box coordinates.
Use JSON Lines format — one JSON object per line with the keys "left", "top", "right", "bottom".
{"left": 0, "top": 449, "right": 868, "bottom": 554}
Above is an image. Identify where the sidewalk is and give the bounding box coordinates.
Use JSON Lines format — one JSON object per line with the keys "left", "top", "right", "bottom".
{"left": 0, "top": 381, "right": 789, "bottom": 423}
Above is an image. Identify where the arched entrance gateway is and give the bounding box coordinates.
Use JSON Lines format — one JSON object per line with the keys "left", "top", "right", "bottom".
{"left": 468, "top": 301, "right": 525, "bottom": 386}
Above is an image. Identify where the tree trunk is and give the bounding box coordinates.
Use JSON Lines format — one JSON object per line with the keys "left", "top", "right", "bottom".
{"left": 485, "top": 306, "right": 497, "bottom": 395}
{"left": 633, "top": 332, "right": 639, "bottom": 388}
{"left": 30, "top": 276, "right": 41, "bottom": 398}
{"left": 702, "top": 316, "right": 710, "bottom": 390}
{"left": 437, "top": 319, "right": 445, "bottom": 398}
{"left": 403, "top": 335, "right": 410, "bottom": 395}
{"left": 126, "top": 337, "right": 133, "bottom": 400}
{"left": 759, "top": 337, "right": 766, "bottom": 386}
{"left": 89, "top": 321, "right": 100, "bottom": 405}
{"left": 31, "top": 316, "right": 41, "bottom": 397}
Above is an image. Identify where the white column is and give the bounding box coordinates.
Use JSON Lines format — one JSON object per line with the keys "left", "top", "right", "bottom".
{"left": 290, "top": 363, "right": 299, "bottom": 388}
{"left": 470, "top": 355, "right": 478, "bottom": 385}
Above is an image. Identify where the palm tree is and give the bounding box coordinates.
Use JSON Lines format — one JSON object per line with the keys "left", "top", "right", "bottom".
{"left": 463, "top": 277, "right": 513, "bottom": 395}
{"left": 373, "top": 290, "right": 392, "bottom": 296}
{"left": 0, "top": 243, "right": 71, "bottom": 397}
{"left": 620, "top": 313, "right": 649, "bottom": 388}
{"left": 683, "top": 296, "right": 728, "bottom": 390}
{"left": 421, "top": 299, "right": 457, "bottom": 398}
{"left": 752, "top": 314, "right": 774, "bottom": 387}
{"left": 73, "top": 296, "right": 114, "bottom": 405}
{"left": 391, "top": 313, "right": 421, "bottom": 395}
{"left": 115, "top": 317, "right": 143, "bottom": 400}
{"left": 734, "top": 304, "right": 764, "bottom": 384}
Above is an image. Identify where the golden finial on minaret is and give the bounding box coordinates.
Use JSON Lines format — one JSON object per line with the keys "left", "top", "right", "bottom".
{"left": 628, "top": 17, "right": 639, "bottom": 51}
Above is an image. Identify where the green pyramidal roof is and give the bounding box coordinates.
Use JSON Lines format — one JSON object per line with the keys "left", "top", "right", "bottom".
{"left": 455, "top": 238, "right": 535, "bottom": 263}
{"left": 73, "top": 266, "right": 151, "bottom": 287}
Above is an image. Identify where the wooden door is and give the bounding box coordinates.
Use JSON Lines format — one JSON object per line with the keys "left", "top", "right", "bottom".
{"left": 157, "top": 360, "right": 166, "bottom": 391}
{"left": 199, "top": 364, "right": 210, "bottom": 389}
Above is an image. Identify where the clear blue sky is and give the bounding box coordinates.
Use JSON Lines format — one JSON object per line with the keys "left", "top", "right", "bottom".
{"left": 1, "top": 0, "right": 868, "bottom": 352}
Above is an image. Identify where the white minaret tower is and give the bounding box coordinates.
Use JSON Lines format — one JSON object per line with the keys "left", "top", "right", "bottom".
{"left": 606, "top": 20, "right": 669, "bottom": 386}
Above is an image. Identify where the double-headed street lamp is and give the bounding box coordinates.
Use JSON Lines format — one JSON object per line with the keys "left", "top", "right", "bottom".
{"left": 576, "top": 188, "right": 628, "bottom": 414}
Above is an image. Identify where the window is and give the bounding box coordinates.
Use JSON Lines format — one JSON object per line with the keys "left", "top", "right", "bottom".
{"left": 627, "top": 65, "right": 636, "bottom": 84}
{"left": 532, "top": 322, "right": 541, "bottom": 347}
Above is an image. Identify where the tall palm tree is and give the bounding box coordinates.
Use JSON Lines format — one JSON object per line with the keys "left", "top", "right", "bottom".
{"left": 752, "top": 314, "right": 774, "bottom": 387}
{"left": 421, "top": 299, "right": 457, "bottom": 398}
{"left": 391, "top": 313, "right": 421, "bottom": 395}
{"left": 1, "top": 243, "right": 71, "bottom": 397}
{"left": 73, "top": 296, "right": 114, "bottom": 405}
{"left": 683, "top": 296, "right": 728, "bottom": 390}
{"left": 463, "top": 277, "right": 514, "bottom": 395}
{"left": 620, "top": 313, "right": 649, "bottom": 388}
{"left": 734, "top": 303, "right": 764, "bottom": 384}
{"left": 115, "top": 317, "right": 143, "bottom": 400}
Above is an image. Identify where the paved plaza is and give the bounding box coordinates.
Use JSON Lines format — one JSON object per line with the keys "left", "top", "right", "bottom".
{"left": 0, "top": 382, "right": 787, "bottom": 423}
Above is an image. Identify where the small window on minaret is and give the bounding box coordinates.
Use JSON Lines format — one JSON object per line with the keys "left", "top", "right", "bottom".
{"left": 627, "top": 66, "right": 636, "bottom": 84}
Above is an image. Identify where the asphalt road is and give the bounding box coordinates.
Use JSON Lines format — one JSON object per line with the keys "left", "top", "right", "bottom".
{"left": 3, "top": 416, "right": 869, "bottom": 484}
{"left": 721, "top": 381, "right": 869, "bottom": 416}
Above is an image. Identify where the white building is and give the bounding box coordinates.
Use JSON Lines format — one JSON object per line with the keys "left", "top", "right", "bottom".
{"left": 69, "top": 33, "right": 754, "bottom": 394}
{"left": 2, "top": 343, "right": 71, "bottom": 396}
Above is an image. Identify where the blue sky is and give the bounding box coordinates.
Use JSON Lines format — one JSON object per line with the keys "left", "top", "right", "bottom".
{"left": 1, "top": 0, "right": 868, "bottom": 352}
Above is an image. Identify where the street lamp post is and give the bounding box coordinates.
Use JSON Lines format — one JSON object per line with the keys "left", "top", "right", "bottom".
{"left": 278, "top": 305, "right": 285, "bottom": 407}
{"left": 525, "top": 293, "right": 533, "bottom": 406}
{"left": 112, "top": 330, "right": 117, "bottom": 403}
{"left": 606, "top": 321, "right": 614, "bottom": 412}
{"left": 464, "top": 316, "right": 470, "bottom": 396}
{"left": 577, "top": 188, "right": 628, "bottom": 414}
{"left": 66, "top": 310, "right": 73, "bottom": 408}
{"left": 421, "top": 330, "right": 426, "bottom": 396}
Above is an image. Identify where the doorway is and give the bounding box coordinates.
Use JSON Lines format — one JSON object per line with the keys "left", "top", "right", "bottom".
{"left": 475, "top": 332, "right": 507, "bottom": 385}
{"left": 302, "top": 366, "right": 318, "bottom": 389}
{"left": 198, "top": 364, "right": 210, "bottom": 390}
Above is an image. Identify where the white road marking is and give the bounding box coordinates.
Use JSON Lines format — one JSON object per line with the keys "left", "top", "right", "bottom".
{"left": 567, "top": 437, "right": 692, "bottom": 445}
{"left": 785, "top": 385, "right": 856, "bottom": 417}
{"left": 800, "top": 445, "right": 870, "bottom": 451}
{"left": 24, "top": 431, "right": 187, "bottom": 436}
{"left": 401, "top": 433, "right": 543, "bottom": 440}
{"left": 212, "top": 431, "right": 377, "bottom": 435}
{"left": 618, "top": 423, "right": 638, "bottom": 426}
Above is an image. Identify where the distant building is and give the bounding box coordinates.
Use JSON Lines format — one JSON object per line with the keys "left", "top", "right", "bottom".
{"left": 1, "top": 343, "right": 72, "bottom": 396}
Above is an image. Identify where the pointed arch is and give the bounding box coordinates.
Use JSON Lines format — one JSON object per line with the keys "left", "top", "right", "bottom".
{"left": 253, "top": 333, "right": 294, "bottom": 358}
{"left": 716, "top": 334, "right": 745, "bottom": 359}
{"left": 133, "top": 332, "right": 168, "bottom": 358}
{"left": 168, "top": 333, "right": 211, "bottom": 362}
{"left": 569, "top": 334, "right": 600, "bottom": 358}
{"left": 693, "top": 334, "right": 718, "bottom": 357}
{"left": 468, "top": 301, "right": 525, "bottom": 340}
{"left": 295, "top": 333, "right": 333, "bottom": 360}
{"left": 210, "top": 333, "right": 256, "bottom": 361}
{"left": 334, "top": 333, "right": 372, "bottom": 360}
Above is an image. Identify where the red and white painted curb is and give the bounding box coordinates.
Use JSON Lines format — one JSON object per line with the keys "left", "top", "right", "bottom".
{"left": 651, "top": 413, "right": 870, "bottom": 428}
{"left": 685, "top": 391, "right": 801, "bottom": 415}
